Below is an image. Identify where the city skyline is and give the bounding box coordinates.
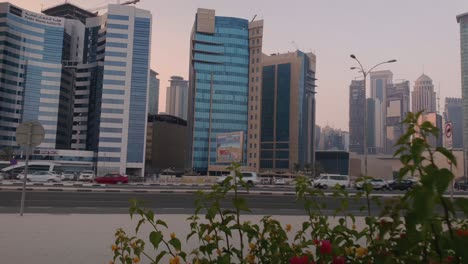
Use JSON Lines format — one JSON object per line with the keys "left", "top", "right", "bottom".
{"left": 15, "top": 0, "right": 468, "bottom": 131}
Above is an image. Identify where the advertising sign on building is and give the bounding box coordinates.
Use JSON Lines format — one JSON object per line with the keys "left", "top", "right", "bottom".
{"left": 216, "top": 132, "right": 243, "bottom": 163}
{"left": 445, "top": 121, "right": 453, "bottom": 149}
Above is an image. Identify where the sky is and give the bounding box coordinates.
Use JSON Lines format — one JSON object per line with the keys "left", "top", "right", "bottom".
{"left": 14, "top": 0, "right": 468, "bottom": 131}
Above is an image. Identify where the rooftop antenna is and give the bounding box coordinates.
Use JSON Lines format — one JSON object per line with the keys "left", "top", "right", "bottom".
{"left": 251, "top": 14, "right": 257, "bottom": 22}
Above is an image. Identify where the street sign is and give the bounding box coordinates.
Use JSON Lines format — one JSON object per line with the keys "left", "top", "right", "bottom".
{"left": 445, "top": 122, "right": 453, "bottom": 149}
{"left": 15, "top": 121, "right": 44, "bottom": 216}
{"left": 16, "top": 121, "right": 45, "bottom": 147}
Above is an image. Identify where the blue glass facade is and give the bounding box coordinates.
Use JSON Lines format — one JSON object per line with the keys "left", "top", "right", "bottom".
{"left": 127, "top": 17, "right": 151, "bottom": 163}
{"left": 190, "top": 16, "right": 249, "bottom": 172}
{"left": 0, "top": 3, "right": 67, "bottom": 150}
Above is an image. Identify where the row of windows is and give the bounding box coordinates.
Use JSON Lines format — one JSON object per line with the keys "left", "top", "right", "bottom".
{"left": 107, "top": 23, "right": 128, "bottom": 30}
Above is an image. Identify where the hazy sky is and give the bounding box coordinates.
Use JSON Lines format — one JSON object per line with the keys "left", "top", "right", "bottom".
{"left": 15, "top": 0, "right": 468, "bottom": 130}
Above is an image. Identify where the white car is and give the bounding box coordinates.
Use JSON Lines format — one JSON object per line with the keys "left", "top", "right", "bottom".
{"left": 17, "top": 171, "right": 61, "bottom": 182}
{"left": 355, "top": 178, "right": 389, "bottom": 190}
{"left": 313, "top": 174, "right": 349, "bottom": 189}
{"left": 78, "top": 170, "right": 95, "bottom": 182}
{"left": 61, "top": 171, "right": 76, "bottom": 181}
{"left": 216, "top": 171, "right": 260, "bottom": 187}
{"left": 273, "top": 177, "right": 286, "bottom": 185}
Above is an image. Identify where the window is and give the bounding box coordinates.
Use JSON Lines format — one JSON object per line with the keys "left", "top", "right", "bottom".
{"left": 256, "top": 58, "right": 259, "bottom": 63}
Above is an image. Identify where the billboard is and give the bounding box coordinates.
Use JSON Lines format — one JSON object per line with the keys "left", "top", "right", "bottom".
{"left": 216, "top": 132, "right": 243, "bottom": 163}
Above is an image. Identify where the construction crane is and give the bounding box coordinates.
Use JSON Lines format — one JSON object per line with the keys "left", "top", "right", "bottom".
{"left": 88, "top": 0, "right": 140, "bottom": 13}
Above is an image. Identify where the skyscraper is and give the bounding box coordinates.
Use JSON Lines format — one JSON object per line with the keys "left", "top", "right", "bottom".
{"left": 73, "top": 4, "right": 152, "bottom": 176}
{"left": 258, "top": 51, "right": 316, "bottom": 171}
{"left": 166, "top": 76, "right": 188, "bottom": 120}
{"left": 366, "top": 98, "right": 379, "bottom": 154}
{"left": 385, "top": 80, "right": 410, "bottom": 153}
{"left": 444, "top": 98, "right": 463, "bottom": 149}
{"left": 187, "top": 9, "right": 262, "bottom": 174}
{"left": 412, "top": 74, "right": 436, "bottom": 114}
{"left": 457, "top": 12, "right": 468, "bottom": 176}
{"left": 0, "top": 3, "right": 84, "bottom": 150}
{"left": 349, "top": 80, "right": 365, "bottom": 154}
{"left": 369, "top": 70, "right": 393, "bottom": 153}
{"left": 148, "top": 70, "right": 160, "bottom": 115}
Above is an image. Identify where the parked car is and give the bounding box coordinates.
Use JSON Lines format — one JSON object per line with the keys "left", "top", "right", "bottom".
{"left": 389, "top": 179, "right": 416, "bottom": 191}
{"left": 313, "top": 174, "right": 349, "bottom": 189}
{"left": 216, "top": 171, "right": 260, "bottom": 187}
{"left": 17, "top": 171, "right": 61, "bottom": 182}
{"left": 94, "top": 173, "right": 128, "bottom": 184}
{"left": 273, "top": 177, "right": 286, "bottom": 185}
{"left": 454, "top": 179, "right": 468, "bottom": 191}
{"left": 78, "top": 170, "right": 95, "bottom": 182}
{"left": 61, "top": 171, "right": 76, "bottom": 181}
{"left": 355, "top": 178, "right": 390, "bottom": 190}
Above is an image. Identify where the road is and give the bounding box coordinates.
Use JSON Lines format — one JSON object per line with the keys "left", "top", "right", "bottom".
{"left": 0, "top": 189, "right": 383, "bottom": 215}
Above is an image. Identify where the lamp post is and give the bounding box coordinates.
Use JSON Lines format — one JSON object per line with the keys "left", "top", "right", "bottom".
{"left": 350, "top": 54, "right": 396, "bottom": 176}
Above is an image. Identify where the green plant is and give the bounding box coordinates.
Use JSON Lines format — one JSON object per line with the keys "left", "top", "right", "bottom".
{"left": 111, "top": 112, "right": 468, "bottom": 264}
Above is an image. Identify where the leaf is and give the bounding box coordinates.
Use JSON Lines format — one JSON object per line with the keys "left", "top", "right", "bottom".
{"left": 178, "top": 251, "right": 187, "bottom": 262}
{"left": 169, "top": 237, "right": 182, "bottom": 251}
{"left": 433, "top": 168, "right": 454, "bottom": 194}
{"left": 455, "top": 198, "right": 468, "bottom": 216}
{"left": 146, "top": 210, "right": 154, "bottom": 222}
{"left": 135, "top": 218, "right": 145, "bottom": 233}
{"left": 156, "top": 219, "right": 168, "bottom": 229}
{"left": 155, "top": 250, "right": 167, "bottom": 263}
{"left": 149, "top": 231, "right": 163, "bottom": 249}
{"left": 436, "top": 147, "right": 457, "bottom": 167}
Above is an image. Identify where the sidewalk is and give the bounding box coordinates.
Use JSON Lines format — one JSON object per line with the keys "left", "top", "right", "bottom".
{"left": 0, "top": 213, "right": 364, "bottom": 264}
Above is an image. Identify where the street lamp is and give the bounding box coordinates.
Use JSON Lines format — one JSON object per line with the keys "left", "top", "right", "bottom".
{"left": 350, "top": 54, "right": 397, "bottom": 177}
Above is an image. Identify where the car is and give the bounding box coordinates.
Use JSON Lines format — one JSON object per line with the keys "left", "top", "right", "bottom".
{"left": 17, "top": 171, "right": 61, "bottom": 182}
{"left": 78, "top": 170, "right": 95, "bottom": 182}
{"left": 61, "top": 171, "right": 76, "bottom": 181}
{"left": 313, "top": 174, "right": 349, "bottom": 189}
{"left": 273, "top": 177, "right": 286, "bottom": 185}
{"left": 94, "top": 173, "right": 128, "bottom": 184}
{"left": 216, "top": 171, "right": 260, "bottom": 187}
{"left": 454, "top": 179, "right": 468, "bottom": 191}
{"left": 389, "top": 179, "right": 416, "bottom": 191}
{"left": 355, "top": 178, "right": 390, "bottom": 190}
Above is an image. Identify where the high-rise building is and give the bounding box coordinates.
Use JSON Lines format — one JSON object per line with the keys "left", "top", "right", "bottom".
{"left": 319, "top": 126, "right": 345, "bottom": 151}
{"left": 0, "top": 3, "right": 84, "bottom": 151}
{"left": 72, "top": 4, "right": 152, "bottom": 176}
{"left": 148, "top": 70, "right": 160, "bottom": 115}
{"left": 370, "top": 70, "right": 393, "bottom": 153}
{"left": 165, "top": 76, "right": 188, "bottom": 120}
{"left": 187, "top": 9, "right": 262, "bottom": 174}
{"left": 366, "top": 98, "right": 380, "bottom": 155}
{"left": 258, "top": 51, "right": 316, "bottom": 171}
{"left": 444, "top": 98, "right": 463, "bottom": 149}
{"left": 412, "top": 74, "right": 436, "bottom": 114}
{"left": 386, "top": 80, "right": 410, "bottom": 153}
{"left": 457, "top": 12, "right": 468, "bottom": 176}
{"left": 42, "top": 2, "right": 96, "bottom": 24}
{"left": 349, "top": 80, "right": 365, "bottom": 154}
{"left": 315, "top": 125, "right": 321, "bottom": 150}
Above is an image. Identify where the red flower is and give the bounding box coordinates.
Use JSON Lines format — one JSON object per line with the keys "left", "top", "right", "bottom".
{"left": 456, "top": 229, "right": 468, "bottom": 237}
{"left": 400, "top": 233, "right": 407, "bottom": 239}
{"left": 290, "top": 255, "right": 312, "bottom": 264}
{"left": 313, "top": 239, "right": 320, "bottom": 245}
{"left": 332, "top": 256, "right": 346, "bottom": 264}
{"left": 320, "top": 240, "right": 332, "bottom": 255}
{"left": 445, "top": 255, "right": 453, "bottom": 263}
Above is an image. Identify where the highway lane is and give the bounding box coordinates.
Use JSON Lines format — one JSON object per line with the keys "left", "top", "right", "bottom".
{"left": 0, "top": 190, "right": 380, "bottom": 215}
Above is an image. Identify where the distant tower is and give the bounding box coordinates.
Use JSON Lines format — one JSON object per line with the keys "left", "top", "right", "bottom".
{"left": 349, "top": 80, "right": 365, "bottom": 154}
{"left": 165, "top": 76, "right": 188, "bottom": 120}
{"left": 412, "top": 74, "right": 436, "bottom": 114}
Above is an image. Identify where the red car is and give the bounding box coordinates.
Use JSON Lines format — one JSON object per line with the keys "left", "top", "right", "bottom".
{"left": 94, "top": 173, "right": 128, "bottom": 184}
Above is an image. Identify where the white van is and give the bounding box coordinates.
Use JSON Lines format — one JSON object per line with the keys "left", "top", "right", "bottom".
{"left": 313, "top": 174, "right": 349, "bottom": 189}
